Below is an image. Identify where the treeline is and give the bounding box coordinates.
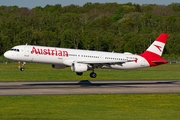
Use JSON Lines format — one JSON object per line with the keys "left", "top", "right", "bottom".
{"left": 0, "top": 2, "right": 180, "bottom": 59}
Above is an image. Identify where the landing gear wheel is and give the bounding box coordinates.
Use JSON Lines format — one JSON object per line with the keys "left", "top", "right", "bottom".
{"left": 20, "top": 68, "right": 24, "bottom": 71}
{"left": 90, "top": 72, "right": 97, "bottom": 78}
{"left": 76, "top": 72, "right": 83, "bottom": 76}
{"left": 20, "top": 62, "right": 26, "bottom": 71}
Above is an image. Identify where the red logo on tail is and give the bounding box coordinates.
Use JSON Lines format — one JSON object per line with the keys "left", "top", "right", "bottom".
{"left": 154, "top": 44, "right": 162, "bottom": 52}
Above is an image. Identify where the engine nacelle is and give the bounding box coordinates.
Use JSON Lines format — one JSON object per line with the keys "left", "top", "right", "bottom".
{"left": 71, "top": 63, "right": 88, "bottom": 72}
{"left": 52, "top": 64, "right": 66, "bottom": 69}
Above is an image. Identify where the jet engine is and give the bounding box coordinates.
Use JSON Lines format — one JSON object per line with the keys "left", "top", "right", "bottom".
{"left": 52, "top": 64, "right": 67, "bottom": 69}
{"left": 71, "top": 63, "right": 88, "bottom": 72}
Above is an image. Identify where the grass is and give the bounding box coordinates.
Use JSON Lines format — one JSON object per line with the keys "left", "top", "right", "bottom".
{"left": 0, "top": 94, "right": 180, "bottom": 120}
{"left": 1, "top": 61, "right": 180, "bottom": 119}
{"left": 1, "top": 40, "right": 180, "bottom": 119}
{"left": 0, "top": 62, "right": 180, "bottom": 81}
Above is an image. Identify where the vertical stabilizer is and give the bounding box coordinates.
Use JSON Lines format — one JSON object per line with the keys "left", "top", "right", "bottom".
{"left": 139, "top": 33, "right": 168, "bottom": 66}
{"left": 145, "top": 33, "right": 168, "bottom": 56}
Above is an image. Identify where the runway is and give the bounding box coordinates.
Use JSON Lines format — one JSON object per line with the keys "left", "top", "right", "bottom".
{"left": 0, "top": 80, "right": 180, "bottom": 95}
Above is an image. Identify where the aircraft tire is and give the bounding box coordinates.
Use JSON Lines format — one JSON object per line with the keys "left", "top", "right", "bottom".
{"left": 90, "top": 72, "right": 97, "bottom": 78}
{"left": 20, "top": 68, "right": 25, "bottom": 71}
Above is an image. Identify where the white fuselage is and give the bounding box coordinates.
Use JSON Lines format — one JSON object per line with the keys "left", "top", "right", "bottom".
{"left": 4, "top": 45, "right": 150, "bottom": 70}
{"left": 3, "top": 33, "right": 168, "bottom": 78}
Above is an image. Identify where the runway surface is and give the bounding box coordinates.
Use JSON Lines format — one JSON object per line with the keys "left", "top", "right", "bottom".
{"left": 0, "top": 80, "right": 180, "bottom": 95}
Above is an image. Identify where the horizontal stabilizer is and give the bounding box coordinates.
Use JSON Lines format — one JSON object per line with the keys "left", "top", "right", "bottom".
{"left": 151, "top": 59, "right": 168, "bottom": 65}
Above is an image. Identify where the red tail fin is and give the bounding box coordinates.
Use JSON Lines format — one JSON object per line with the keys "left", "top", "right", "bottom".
{"left": 139, "top": 33, "right": 168, "bottom": 66}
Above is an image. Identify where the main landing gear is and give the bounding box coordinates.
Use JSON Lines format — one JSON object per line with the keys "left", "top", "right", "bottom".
{"left": 90, "top": 72, "right": 97, "bottom": 78}
{"left": 76, "top": 72, "right": 97, "bottom": 78}
{"left": 76, "top": 67, "right": 97, "bottom": 78}
{"left": 90, "top": 67, "right": 97, "bottom": 78}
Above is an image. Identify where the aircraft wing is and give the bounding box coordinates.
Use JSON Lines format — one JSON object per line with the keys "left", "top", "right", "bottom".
{"left": 73, "top": 60, "right": 132, "bottom": 69}
{"left": 63, "top": 59, "right": 134, "bottom": 66}
{"left": 75, "top": 59, "right": 133, "bottom": 65}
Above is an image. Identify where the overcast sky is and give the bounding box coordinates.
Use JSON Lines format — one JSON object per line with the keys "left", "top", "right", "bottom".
{"left": 0, "top": 0, "right": 179, "bottom": 9}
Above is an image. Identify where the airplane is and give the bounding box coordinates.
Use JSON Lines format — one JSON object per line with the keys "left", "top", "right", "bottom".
{"left": 4, "top": 33, "right": 168, "bottom": 78}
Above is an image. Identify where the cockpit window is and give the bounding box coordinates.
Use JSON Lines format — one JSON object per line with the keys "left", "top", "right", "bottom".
{"left": 10, "top": 48, "right": 20, "bottom": 52}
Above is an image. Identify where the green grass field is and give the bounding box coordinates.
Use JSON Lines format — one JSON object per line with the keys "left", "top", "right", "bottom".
{"left": 1, "top": 62, "right": 180, "bottom": 119}
{"left": 0, "top": 94, "right": 180, "bottom": 120}
{"left": 0, "top": 62, "right": 180, "bottom": 81}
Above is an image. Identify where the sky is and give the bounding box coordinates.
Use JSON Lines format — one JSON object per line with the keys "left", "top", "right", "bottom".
{"left": 0, "top": 0, "right": 179, "bottom": 9}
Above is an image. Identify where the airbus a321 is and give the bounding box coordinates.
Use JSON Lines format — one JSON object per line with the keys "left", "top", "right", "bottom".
{"left": 4, "top": 33, "right": 168, "bottom": 78}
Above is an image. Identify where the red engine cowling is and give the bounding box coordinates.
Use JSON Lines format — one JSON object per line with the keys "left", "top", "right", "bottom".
{"left": 71, "top": 63, "right": 88, "bottom": 72}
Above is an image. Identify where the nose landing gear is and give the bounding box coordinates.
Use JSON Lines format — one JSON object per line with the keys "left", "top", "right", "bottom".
{"left": 19, "top": 62, "right": 26, "bottom": 71}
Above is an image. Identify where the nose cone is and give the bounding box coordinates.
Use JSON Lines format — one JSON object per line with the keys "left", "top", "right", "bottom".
{"left": 4, "top": 51, "right": 8, "bottom": 58}
{"left": 4, "top": 51, "right": 12, "bottom": 59}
